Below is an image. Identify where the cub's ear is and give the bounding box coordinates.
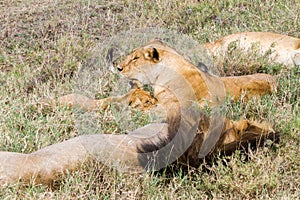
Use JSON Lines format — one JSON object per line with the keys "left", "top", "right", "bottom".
{"left": 144, "top": 48, "right": 160, "bottom": 62}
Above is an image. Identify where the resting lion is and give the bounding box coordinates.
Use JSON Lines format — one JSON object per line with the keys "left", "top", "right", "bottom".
{"left": 205, "top": 32, "right": 300, "bottom": 67}
{"left": 1, "top": 31, "right": 297, "bottom": 186}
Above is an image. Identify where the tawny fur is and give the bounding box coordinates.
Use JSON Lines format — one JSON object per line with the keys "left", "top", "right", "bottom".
{"left": 0, "top": 32, "right": 290, "bottom": 186}
{"left": 205, "top": 32, "right": 300, "bottom": 67}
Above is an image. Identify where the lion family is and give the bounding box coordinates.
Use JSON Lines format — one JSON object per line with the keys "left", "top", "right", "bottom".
{"left": 0, "top": 32, "right": 299, "bottom": 186}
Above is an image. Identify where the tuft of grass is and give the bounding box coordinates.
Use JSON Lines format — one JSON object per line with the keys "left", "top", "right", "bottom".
{"left": 0, "top": 0, "right": 299, "bottom": 199}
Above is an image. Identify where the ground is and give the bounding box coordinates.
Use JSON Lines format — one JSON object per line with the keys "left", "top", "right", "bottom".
{"left": 0, "top": 0, "right": 299, "bottom": 199}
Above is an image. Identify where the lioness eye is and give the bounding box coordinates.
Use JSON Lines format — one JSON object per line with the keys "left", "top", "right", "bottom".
{"left": 132, "top": 56, "right": 139, "bottom": 61}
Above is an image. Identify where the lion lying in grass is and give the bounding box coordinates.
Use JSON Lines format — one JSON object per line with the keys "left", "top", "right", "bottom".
{"left": 205, "top": 32, "right": 300, "bottom": 67}
{"left": 1, "top": 32, "right": 298, "bottom": 186}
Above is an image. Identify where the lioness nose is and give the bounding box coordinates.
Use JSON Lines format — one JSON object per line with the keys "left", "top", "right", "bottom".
{"left": 117, "top": 65, "right": 123, "bottom": 71}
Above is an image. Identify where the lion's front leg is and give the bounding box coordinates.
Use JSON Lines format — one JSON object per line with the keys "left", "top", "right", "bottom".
{"left": 37, "top": 88, "right": 157, "bottom": 112}
{"left": 37, "top": 94, "right": 110, "bottom": 111}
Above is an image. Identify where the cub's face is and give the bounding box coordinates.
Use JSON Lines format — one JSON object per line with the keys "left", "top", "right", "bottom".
{"left": 115, "top": 46, "right": 160, "bottom": 84}
{"left": 128, "top": 88, "right": 157, "bottom": 111}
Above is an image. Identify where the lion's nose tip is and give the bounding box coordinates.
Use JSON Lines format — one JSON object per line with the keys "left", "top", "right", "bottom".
{"left": 117, "top": 66, "right": 123, "bottom": 71}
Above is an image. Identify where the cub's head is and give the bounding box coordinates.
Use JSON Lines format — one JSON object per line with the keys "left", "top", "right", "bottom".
{"left": 128, "top": 88, "right": 157, "bottom": 111}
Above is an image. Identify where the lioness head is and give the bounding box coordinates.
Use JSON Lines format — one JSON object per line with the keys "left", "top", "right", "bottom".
{"left": 114, "top": 40, "right": 221, "bottom": 106}
{"left": 116, "top": 45, "right": 160, "bottom": 73}
{"left": 115, "top": 40, "right": 184, "bottom": 86}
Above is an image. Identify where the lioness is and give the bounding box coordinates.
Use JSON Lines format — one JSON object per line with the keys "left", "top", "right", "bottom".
{"left": 0, "top": 38, "right": 279, "bottom": 186}
{"left": 205, "top": 32, "right": 300, "bottom": 67}
{"left": 38, "top": 31, "right": 299, "bottom": 111}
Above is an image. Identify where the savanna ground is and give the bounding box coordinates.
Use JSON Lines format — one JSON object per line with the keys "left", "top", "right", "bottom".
{"left": 0, "top": 0, "right": 299, "bottom": 199}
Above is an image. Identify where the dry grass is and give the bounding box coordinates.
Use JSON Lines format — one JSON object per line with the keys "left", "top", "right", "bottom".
{"left": 0, "top": 0, "right": 299, "bottom": 199}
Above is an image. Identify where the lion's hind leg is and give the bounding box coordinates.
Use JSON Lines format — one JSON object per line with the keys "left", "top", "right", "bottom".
{"left": 0, "top": 136, "right": 89, "bottom": 186}
{"left": 216, "top": 119, "right": 279, "bottom": 155}
{"left": 0, "top": 133, "right": 146, "bottom": 186}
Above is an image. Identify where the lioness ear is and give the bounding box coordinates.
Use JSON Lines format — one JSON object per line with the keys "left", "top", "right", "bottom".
{"left": 144, "top": 48, "right": 160, "bottom": 62}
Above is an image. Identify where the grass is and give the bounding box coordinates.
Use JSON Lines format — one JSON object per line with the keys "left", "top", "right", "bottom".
{"left": 0, "top": 0, "right": 299, "bottom": 199}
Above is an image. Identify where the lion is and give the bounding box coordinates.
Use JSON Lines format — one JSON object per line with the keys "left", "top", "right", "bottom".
{"left": 3, "top": 31, "right": 295, "bottom": 186}
{"left": 205, "top": 32, "right": 300, "bottom": 67}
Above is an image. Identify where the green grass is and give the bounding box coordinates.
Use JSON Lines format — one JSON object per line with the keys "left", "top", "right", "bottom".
{"left": 0, "top": 0, "right": 299, "bottom": 199}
